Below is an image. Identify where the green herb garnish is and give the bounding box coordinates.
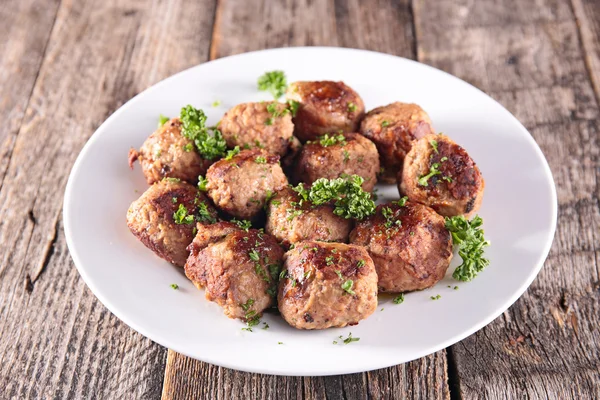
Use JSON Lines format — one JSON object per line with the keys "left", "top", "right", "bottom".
{"left": 287, "top": 99, "right": 300, "bottom": 117}
{"left": 224, "top": 146, "right": 240, "bottom": 160}
{"left": 318, "top": 133, "right": 346, "bottom": 147}
{"left": 342, "top": 332, "right": 359, "bottom": 344}
{"left": 445, "top": 215, "right": 490, "bottom": 282}
{"left": 196, "top": 201, "right": 216, "bottom": 224}
{"left": 356, "top": 260, "right": 365, "bottom": 268}
{"left": 258, "top": 70, "right": 287, "bottom": 99}
{"left": 418, "top": 163, "right": 441, "bottom": 186}
{"left": 173, "top": 204, "right": 194, "bottom": 224}
{"left": 212, "top": 100, "right": 221, "bottom": 107}
{"left": 170, "top": 283, "right": 179, "bottom": 290}
{"left": 381, "top": 120, "right": 390, "bottom": 127}
{"left": 255, "top": 156, "right": 267, "bottom": 164}
{"left": 395, "top": 196, "right": 408, "bottom": 207}
{"left": 180, "top": 105, "right": 227, "bottom": 160}
{"left": 430, "top": 139, "right": 439, "bottom": 154}
{"left": 431, "top": 294, "right": 441, "bottom": 300}
{"left": 291, "top": 175, "right": 375, "bottom": 220}
{"left": 341, "top": 279, "right": 355, "bottom": 295}
{"left": 393, "top": 293, "right": 404, "bottom": 304}
{"left": 197, "top": 175, "right": 208, "bottom": 191}
{"left": 347, "top": 102, "right": 357, "bottom": 112}
{"left": 158, "top": 114, "right": 169, "bottom": 127}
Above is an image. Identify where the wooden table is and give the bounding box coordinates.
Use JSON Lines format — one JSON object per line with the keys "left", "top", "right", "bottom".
{"left": 1, "top": 0, "right": 599, "bottom": 398}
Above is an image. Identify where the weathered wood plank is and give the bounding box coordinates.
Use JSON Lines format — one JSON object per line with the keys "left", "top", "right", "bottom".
{"left": 571, "top": 0, "right": 600, "bottom": 104}
{"left": 415, "top": 0, "right": 600, "bottom": 398}
{"left": 162, "top": 1, "right": 451, "bottom": 399}
{"left": 0, "top": 0, "right": 217, "bottom": 398}
{"left": 0, "top": 0, "right": 60, "bottom": 189}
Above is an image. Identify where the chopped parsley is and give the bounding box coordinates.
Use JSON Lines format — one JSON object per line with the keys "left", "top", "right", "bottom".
{"left": 158, "top": 114, "right": 169, "bottom": 127}
{"left": 339, "top": 332, "right": 359, "bottom": 344}
{"left": 196, "top": 201, "right": 217, "bottom": 224}
{"left": 454, "top": 286, "right": 459, "bottom": 290}
{"left": 292, "top": 175, "right": 375, "bottom": 220}
{"left": 393, "top": 293, "right": 405, "bottom": 304}
{"left": 382, "top": 206, "right": 395, "bottom": 228}
{"left": 395, "top": 196, "right": 408, "bottom": 207}
{"left": 278, "top": 341, "right": 283, "bottom": 345}
{"left": 197, "top": 175, "right": 208, "bottom": 191}
{"left": 347, "top": 102, "right": 357, "bottom": 112}
{"left": 327, "top": 256, "right": 335, "bottom": 266}
{"left": 446, "top": 215, "right": 490, "bottom": 282}
{"left": 248, "top": 249, "right": 260, "bottom": 262}
{"left": 224, "top": 146, "right": 240, "bottom": 160}
{"left": 431, "top": 294, "right": 441, "bottom": 300}
{"left": 183, "top": 143, "right": 194, "bottom": 152}
{"left": 343, "top": 150, "right": 350, "bottom": 162}
{"left": 212, "top": 100, "right": 221, "bottom": 107}
{"left": 262, "top": 322, "right": 269, "bottom": 330}
{"left": 381, "top": 120, "right": 390, "bottom": 128}
{"left": 417, "top": 163, "right": 441, "bottom": 186}
{"left": 318, "top": 133, "right": 346, "bottom": 147}
{"left": 335, "top": 270, "right": 343, "bottom": 279}
{"left": 255, "top": 156, "right": 267, "bottom": 164}
{"left": 287, "top": 99, "right": 300, "bottom": 117}
{"left": 232, "top": 219, "right": 252, "bottom": 231}
{"left": 356, "top": 259, "right": 365, "bottom": 268}
{"left": 257, "top": 70, "right": 287, "bottom": 99}
{"left": 170, "top": 283, "right": 179, "bottom": 290}
{"left": 430, "top": 139, "right": 439, "bottom": 154}
{"left": 173, "top": 204, "right": 194, "bottom": 224}
{"left": 180, "top": 105, "right": 227, "bottom": 160}
{"left": 163, "top": 177, "right": 181, "bottom": 183}
{"left": 341, "top": 279, "right": 355, "bottom": 295}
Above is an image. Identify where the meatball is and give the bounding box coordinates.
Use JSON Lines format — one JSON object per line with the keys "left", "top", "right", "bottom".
{"left": 349, "top": 201, "right": 453, "bottom": 292}
{"left": 286, "top": 81, "right": 365, "bottom": 142}
{"left": 128, "top": 118, "right": 212, "bottom": 185}
{"left": 126, "top": 179, "right": 218, "bottom": 267}
{"left": 399, "top": 134, "right": 484, "bottom": 217}
{"left": 360, "top": 102, "right": 434, "bottom": 183}
{"left": 205, "top": 149, "right": 288, "bottom": 220}
{"left": 293, "top": 132, "right": 380, "bottom": 192}
{"left": 265, "top": 186, "right": 353, "bottom": 247}
{"left": 219, "top": 102, "right": 294, "bottom": 157}
{"left": 185, "top": 225, "right": 284, "bottom": 321}
{"left": 278, "top": 241, "right": 378, "bottom": 329}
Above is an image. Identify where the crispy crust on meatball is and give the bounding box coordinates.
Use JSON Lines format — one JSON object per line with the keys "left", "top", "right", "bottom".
{"left": 278, "top": 241, "right": 378, "bottom": 329}
{"left": 359, "top": 102, "right": 434, "bottom": 183}
{"left": 128, "top": 118, "right": 212, "bottom": 185}
{"left": 265, "top": 186, "right": 353, "bottom": 247}
{"left": 399, "top": 134, "right": 484, "bottom": 217}
{"left": 293, "top": 132, "right": 380, "bottom": 192}
{"left": 185, "top": 227, "right": 284, "bottom": 321}
{"left": 349, "top": 201, "right": 452, "bottom": 292}
{"left": 286, "top": 81, "right": 365, "bottom": 142}
{"left": 219, "top": 102, "right": 295, "bottom": 156}
{"left": 126, "top": 180, "right": 218, "bottom": 267}
{"left": 205, "top": 149, "right": 288, "bottom": 220}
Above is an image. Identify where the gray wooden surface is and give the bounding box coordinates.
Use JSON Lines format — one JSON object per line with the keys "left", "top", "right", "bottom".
{"left": 0, "top": 0, "right": 598, "bottom": 399}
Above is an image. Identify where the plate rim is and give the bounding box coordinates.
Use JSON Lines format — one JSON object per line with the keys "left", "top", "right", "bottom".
{"left": 63, "top": 46, "right": 558, "bottom": 376}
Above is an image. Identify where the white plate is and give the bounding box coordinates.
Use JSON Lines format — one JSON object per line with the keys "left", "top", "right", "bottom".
{"left": 64, "top": 47, "right": 557, "bottom": 376}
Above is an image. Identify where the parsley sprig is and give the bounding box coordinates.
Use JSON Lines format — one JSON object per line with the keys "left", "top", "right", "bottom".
{"left": 445, "top": 215, "right": 490, "bottom": 281}
{"left": 258, "top": 70, "right": 287, "bottom": 99}
{"left": 292, "top": 175, "right": 375, "bottom": 220}
{"left": 180, "top": 105, "right": 227, "bottom": 160}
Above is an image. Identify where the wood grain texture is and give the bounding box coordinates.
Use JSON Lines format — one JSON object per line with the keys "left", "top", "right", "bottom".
{"left": 162, "top": 2, "right": 451, "bottom": 400}
{"left": 0, "top": 0, "right": 217, "bottom": 398}
{"left": 0, "top": 0, "right": 60, "bottom": 190}
{"left": 571, "top": 0, "right": 600, "bottom": 104}
{"left": 415, "top": 0, "right": 600, "bottom": 398}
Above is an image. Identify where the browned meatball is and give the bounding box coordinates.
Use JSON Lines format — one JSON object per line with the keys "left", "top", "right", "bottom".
{"left": 185, "top": 225, "right": 284, "bottom": 321}
{"left": 219, "top": 102, "right": 295, "bottom": 156}
{"left": 286, "top": 81, "right": 365, "bottom": 142}
{"left": 349, "top": 201, "right": 452, "bottom": 292}
{"left": 265, "top": 186, "right": 353, "bottom": 247}
{"left": 399, "top": 134, "right": 484, "bottom": 217}
{"left": 278, "top": 241, "right": 378, "bottom": 329}
{"left": 360, "top": 102, "right": 434, "bottom": 183}
{"left": 205, "top": 149, "right": 288, "bottom": 220}
{"left": 126, "top": 179, "right": 218, "bottom": 267}
{"left": 293, "top": 133, "right": 380, "bottom": 192}
{"left": 128, "top": 118, "right": 212, "bottom": 185}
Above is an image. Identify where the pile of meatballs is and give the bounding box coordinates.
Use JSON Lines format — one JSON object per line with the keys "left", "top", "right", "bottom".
{"left": 127, "top": 80, "right": 485, "bottom": 330}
